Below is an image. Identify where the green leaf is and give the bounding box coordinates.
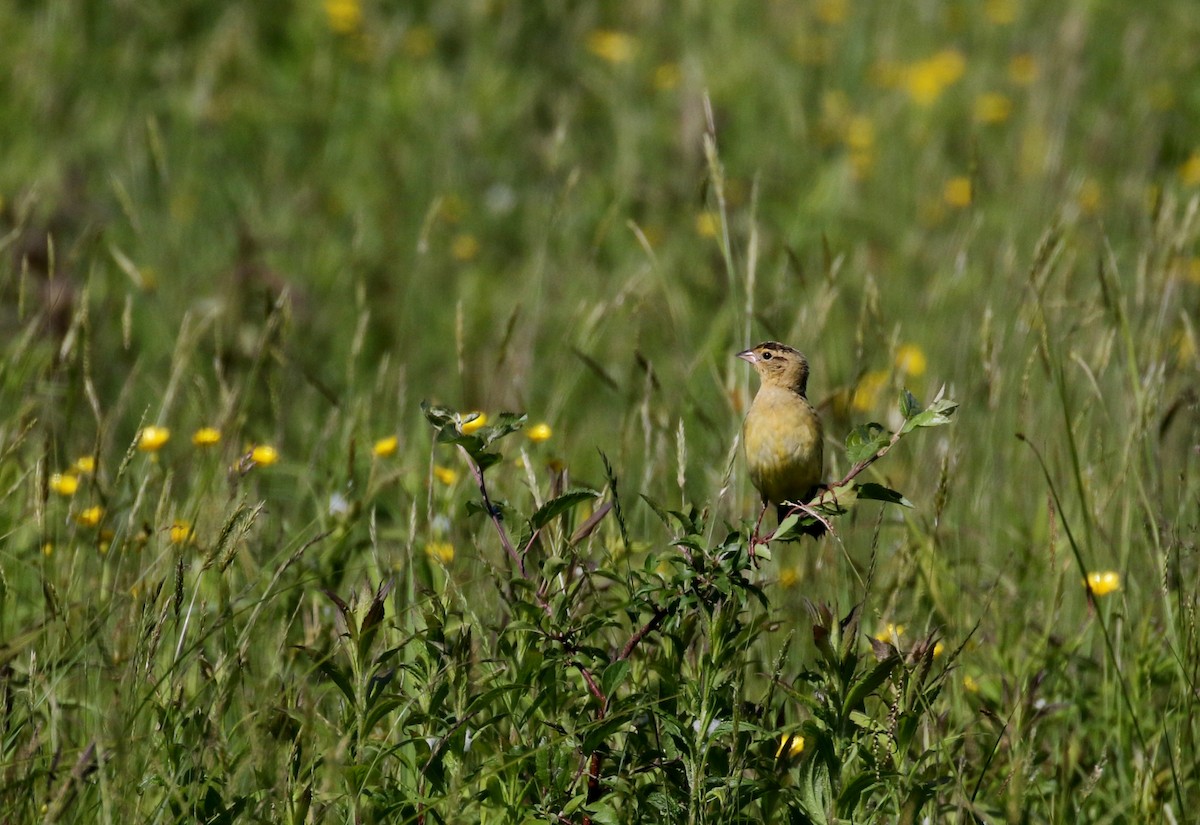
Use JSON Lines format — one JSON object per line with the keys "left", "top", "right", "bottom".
{"left": 601, "top": 660, "right": 630, "bottom": 697}
{"left": 844, "top": 649, "right": 900, "bottom": 714}
{"left": 531, "top": 489, "right": 600, "bottom": 530}
{"left": 484, "top": 412, "right": 527, "bottom": 443}
{"left": 900, "top": 397, "right": 958, "bottom": 434}
{"left": 899, "top": 388, "right": 922, "bottom": 418}
{"left": 854, "top": 482, "right": 912, "bottom": 508}
{"left": 845, "top": 422, "right": 891, "bottom": 465}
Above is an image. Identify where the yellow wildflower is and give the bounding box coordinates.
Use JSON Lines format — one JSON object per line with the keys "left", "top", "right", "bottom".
{"left": 904, "top": 49, "right": 965, "bottom": 107}
{"left": 169, "top": 520, "right": 195, "bottom": 545}
{"left": 1078, "top": 178, "right": 1103, "bottom": 215}
{"left": 778, "top": 568, "right": 800, "bottom": 588}
{"left": 451, "top": 233, "right": 480, "bottom": 262}
{"left": 73, "top": 456, "right": 96, "bottom": 475}
{"left": 1085, "top": 571, "right": 1120, "bottom": 597}
{"left": 775, "top": 733, "right": 805, "bottom": 758}
{"left": 459, "top": 412, "right": 488, "bottom": 435}
{"left": 1188, "top": 258, "right": 1200, "bottom": 285}
{"left": 49, "top": 473, "right": 79, "bottom": 497}
{"left": 1008, "top": 54, "right": 1038, "bottom": 86}
{"left": 695, "top": 212, "right": 719, "bottom": 238}
{"left": 585, "top": 30, "right": 635, "bottom": 64}
{"left": 425, "top": 541, "right": 455, "bottom": 564}
{"left": 852, "top": 370, "right": 889, "bottom": 412}
{"left": 42, "top": 542, "right": 53, "bottom": 557}
{"left": 944, "top": 176, "right": 973, "bottom": 208}
{"left": 653, "top": 63, "right": 681, "bottom": 91}
{"left": 846, "top": 115, "right": 875, "bottom": 178}
{"left": 984, "top": 0, "right": 1017, "bottom": 25}
{"left": 933, "top": 641, "right": 946, "bottom": 658}
{"left": 895, "top": 344, "right": 928, "bottom": 377}
{"left": 192, "top": 427, "right": 221, "bottom": 447}
{"left": 137, "top": 426, "right": 171, "bottom": 452}
{"left": 814, "top": 0, "right": 848, "bottom": 24}
{"left": 77, "top": 506, "right": 104, "bottom": 527}
{"left": 875, "top": 623, "right": 905, "bottom": 643}
{"left": 527, "top": 423, "right": 553, "bottom": 443}
{"left": 324, "top": 0, "right": 362, "bottom": 34}
{"left": 974, "top": 92, "right": 1013, "bottom": 124}
{"left": 401, "top": 25, "right": 435, "bottom": 59}
{"left": 373, "top": 436, "right": 399, "bottom": 457}
{"left": 250, "top": 445, "right": 280, "bottom": 466}
{"left": 433, "top": 465, "right": 459, "bottom": 485}
{"left": 963, "top": 674, "right": 980, "bottom": 693}
{"left": 1180, "top": 152, "right": 1200, "bottom": 187}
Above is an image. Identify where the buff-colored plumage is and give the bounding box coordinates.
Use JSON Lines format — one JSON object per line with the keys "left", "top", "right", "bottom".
{"left": 739, "top": 342, "right": 825, "bottom": 537}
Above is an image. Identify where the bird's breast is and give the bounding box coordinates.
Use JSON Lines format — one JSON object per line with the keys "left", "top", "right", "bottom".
{"left": 742, "top": 388, "right": 823, "bottom": 503}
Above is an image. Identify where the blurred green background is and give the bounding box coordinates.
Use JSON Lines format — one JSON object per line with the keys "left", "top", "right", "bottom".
{"left": 2, "top": 0, "right": 1199, "bottom": 819}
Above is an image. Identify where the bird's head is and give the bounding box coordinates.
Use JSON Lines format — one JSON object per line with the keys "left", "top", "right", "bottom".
{"left": 737, "top": 341, "right": 811, "bottom": 394}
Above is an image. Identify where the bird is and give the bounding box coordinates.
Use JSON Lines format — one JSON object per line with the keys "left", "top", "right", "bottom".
{"left": 738, "top": 341, "right": 826, "bottom": 539}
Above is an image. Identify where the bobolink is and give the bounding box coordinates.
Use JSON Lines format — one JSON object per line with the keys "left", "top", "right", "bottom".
{"left": 738, "top": 341, "right": 825, "bottom": 538}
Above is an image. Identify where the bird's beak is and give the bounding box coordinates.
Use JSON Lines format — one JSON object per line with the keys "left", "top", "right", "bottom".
{"left": 737, "top": 348, "right": 757, "bottom": 364}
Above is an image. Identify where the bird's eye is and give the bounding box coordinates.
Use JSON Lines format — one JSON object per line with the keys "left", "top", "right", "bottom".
{"left": 761, "top": 351, "right": 772, "bottom": 360}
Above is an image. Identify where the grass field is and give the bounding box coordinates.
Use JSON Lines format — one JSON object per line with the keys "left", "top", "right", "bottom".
{"left": 2, "top": 1, "right": 1198, "bottom": 822}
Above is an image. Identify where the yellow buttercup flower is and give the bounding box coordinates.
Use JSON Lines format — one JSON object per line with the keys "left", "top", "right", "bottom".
{"left": 653, "top": 63, "right": 681, "bottom": 91}
{"left": 451, "top": 233, "right": 480, "bottom": 262}
{"left": 373, "top": 436, "right": 399, "bottom": 457}
{"left": 49, "top": 473, "right": 80, "bottom": 497}
{"left": 1180, "top": 152, "right": 1200, "bottom": 187}
{"left": 944, "top": 176, "right": 972, "bottom": 208}
{"left": 904, "top": 49, "right": 965, "bottom": 107}
{"left": 433, "top": 465, "right": 459, "bottom": 485}
{"left": 1078, "top": 179, "right": 1103, "bottom": 215}
{"left": 137, "top": 426, "right": 171, "bottom": 452}
{"left": 77, "top": 506, "right": 104, "bottom": 527}
{"left": 778, "top": 567, "right": 800, "bottom": 588}
{"left": 425, "top": 541, "right": 455, "bottom": 564}
{"left": 974, "top": 92, "right": 1013, "bottom": 125}
{"left": 933, "top": 641, "right": 946, "bottom": 658}
{"left": 963, "top": 674, "right": 980, "bottom": 693}
{"left": 895, "top": 344, "right": 927, "bottom": 377}
{"left": 401, "top": 25, "right": 435, "bottom": 59}
{"left": 775, "top": 733, "right": 805, "bottom": 758}
{"left": 192, "top": 427, "right": 221, "bottom": 447}
{"left": 73, "top": 456, "right": 96, "bottom": 475}
{"left": 169, "top": 520, "right": 196, "bottom": 545}
{"left": 585, "top": 30, "right": 635, "bottom": 64}
{"left": 459, "top": 412, "right": 488, "bottom": 435}
{"left": 527, "top": 423, "right": 553, "bottom": 443}
{"left": 1085, "top": 571, "right": 1120, "bottom": 597}
{"left": 875, "top": 623, "right": 905, "bottom": 643}
{"left": 250, "top": 445, "right": 279, "bottom": 466}
{"left": 984, "top": 0, "right": 1017, "bottom": 25}
{"left": 1008, "top": 54, "right": 1037, "bottom": 86}
{"left": 324, "top": 0, "right": 362, "bottom": 34}
{"left": 852, "top": 370, "right": 889, "bottom": 412}
{"left": 695, "top": 212, "right": 719, "bottom": 238}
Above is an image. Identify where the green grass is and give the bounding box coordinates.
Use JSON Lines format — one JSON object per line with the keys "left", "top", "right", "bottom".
{"left": 1, "top": 1, "right": 1199, "bottom": 821}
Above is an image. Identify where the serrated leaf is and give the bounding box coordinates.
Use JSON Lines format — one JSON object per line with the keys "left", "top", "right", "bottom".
{"left": 899, "top": 388, "right": 922, "bottom": 418}
{"left": 854, "top": 482, "right": 913, "bottom": 508}
{"left": 900, "top": 398, "right": 958, "bottom": 434}
{"left": 845, "top": 422, "right": 891, "bottom": 465}
{"left": 483, "top": 412, "right": 526, "bottom": 442}
{"left": 531, "top": 489, "right": 600, "bottom": 530}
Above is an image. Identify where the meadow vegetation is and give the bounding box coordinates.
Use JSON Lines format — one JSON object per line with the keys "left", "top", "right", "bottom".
{"left": 1, "top": 1, "right": 1198, "bottom": 822}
